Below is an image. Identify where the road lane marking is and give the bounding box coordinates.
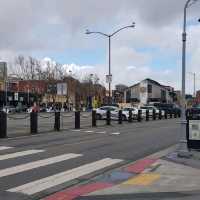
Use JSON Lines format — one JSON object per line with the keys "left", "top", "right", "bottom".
{"left": 110, "top": 132, "right": 120, "bottom": 135}
{"left": 85, "top": 131, "right": 94, "bottom": 133}
{"left": 96, "top": 131, "right": 106, "bottom": 134}
{"left": 0, "top": 146, "right": 13, "bottom": 151}
{"left": 0, "top": 150, "right": 44, "bottom": 161}
{"left": 0, "top": 153, "right": 82, "bottom": 178}
{"left": 122, "top": 173, "right": 160, "bottom": 186}
{"left": 8, "top": 158, "right": 123, "bottom": 195}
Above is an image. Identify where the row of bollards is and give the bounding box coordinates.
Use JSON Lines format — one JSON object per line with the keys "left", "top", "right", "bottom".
{"left": 0, "top": 109, "right": 181, "bottom": 138}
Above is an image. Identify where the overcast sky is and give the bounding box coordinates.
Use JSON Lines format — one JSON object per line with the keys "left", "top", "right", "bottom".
{"left": 0, "top": 0, "right": 200, "bottom": 93}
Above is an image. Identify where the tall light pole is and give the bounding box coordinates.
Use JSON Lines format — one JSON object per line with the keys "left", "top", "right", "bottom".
{"left": 188, "top": 72, "right": 196, "bottom": 97}
{"left": 85, "top": 23, "right": 135, "bottom": 104}
{"left": 178, "top": 0, "right": 199, "bottom": 157}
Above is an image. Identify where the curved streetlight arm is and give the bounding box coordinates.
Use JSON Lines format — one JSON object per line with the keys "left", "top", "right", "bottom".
{"left": 86, "top": 31, "right": 109, "bottom": 37}
{"left": 110, "top": 24, "right": 135, "bottom": 37}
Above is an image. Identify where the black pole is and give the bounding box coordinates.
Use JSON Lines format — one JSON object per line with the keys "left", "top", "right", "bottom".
{"left": 174, "top": 111, "right": 177, "bottom": 118}
{"left": 92, "top": 110, "right": 97, "bottom": 127}
{"left": 30, "top": 112, "right": 38, "bottom": 134}
{"left": 146, "top": 109, "right": 149, "bottom": 121}
{"left": 106, "top": 110, "right": 111, "bottom": 125}
{"left": 75, "top": 111, "right": 80, "bottom": 129}
{"left": 153, "top": 109, "right": 156, "bottom": 120}
{"left": 54, "top": 112, "right": 60, "bottom": 131}
{"left": 165, "top": 110, "right": 168, "bottom": 119}
{"left": 0, "top": 111, "right": 7, "bottom": 138}
{"left": 108, "top": 36, "right": 111, "bottom": 105}
{"left": 159, "top": 109, "right": 162, "bottom": 120}
{"left": 128, "top": 110, "right": 133, "bottom": 123}
{"left": 170, "top": 110, "right": 173, "bottom": 118}
{"left": 118, "top": 110, "right": 122, "bottom": 124}
{"left": 137, "top": 109, "right": 142, "bottom": 122}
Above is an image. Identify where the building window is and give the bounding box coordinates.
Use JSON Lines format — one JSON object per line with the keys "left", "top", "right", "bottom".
{"left": 148, "top": 84, "right": 152, "bottom": 93}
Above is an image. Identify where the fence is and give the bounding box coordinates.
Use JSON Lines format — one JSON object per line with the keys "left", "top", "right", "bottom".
{"left": 0, "top": 109, "right": 180, "bottom": 138}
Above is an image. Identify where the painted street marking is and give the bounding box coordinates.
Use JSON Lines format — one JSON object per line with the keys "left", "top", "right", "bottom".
{"left": 71, "top": 130, "right": 81, "bottom": 132}
{"left": 122, "top": 173, "right": 160, "bottom": 186}
{"left": 96, "top": 131, "right": 106, "bottom": 134}
{"left": 125, "top": 159, "right": 157, "bottom": 174}
{"left": 0, "top": 150, "right": 44, "bottom": 161}
{"left": 8, "top": 158, "right": 123, "bottom": 195}
{"left": 0, "top": 146, "right": 13, "bottom": 151}
{"left": 110, "top": 132, "right": 120, "bottom": 135}
{"left": 44, "top": 182, "right": 113, "bottom": 200}
{"left": 85, "top": 131, "right": 94, "bottom": 133}
{"left": 0, "top": 153, "right": 82, "bottom": 178}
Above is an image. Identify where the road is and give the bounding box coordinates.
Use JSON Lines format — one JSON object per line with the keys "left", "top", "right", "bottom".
{"left": 0, "top": 118, "right": 180, "bottom": 200}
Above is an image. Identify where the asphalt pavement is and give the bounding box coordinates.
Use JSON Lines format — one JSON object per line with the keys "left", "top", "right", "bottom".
{"left": 0, "top": 118, "right": 180, "bottom": 200}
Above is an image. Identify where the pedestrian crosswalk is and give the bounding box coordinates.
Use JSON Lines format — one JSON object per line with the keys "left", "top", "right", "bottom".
{"left": 0, "top": 146, "right": 123, "bottom": 197}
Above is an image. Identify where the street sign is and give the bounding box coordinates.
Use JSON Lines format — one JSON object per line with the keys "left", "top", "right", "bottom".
{"left": 106, "top": 75, "right": 112, "bottom": 83}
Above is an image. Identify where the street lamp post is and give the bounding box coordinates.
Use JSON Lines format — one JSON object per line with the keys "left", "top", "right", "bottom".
{"left": 86, "top": 23, "right": 135, "bottom": 104}
{"left": 178, "top": 0, "right": 199, "bottom": 157}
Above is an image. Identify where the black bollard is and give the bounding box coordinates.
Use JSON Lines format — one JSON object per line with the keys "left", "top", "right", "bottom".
{"left": 106, "top": 110, "right": 111, "bottom": 125}
{"left": 0, "top": 111, "right": 7, "bottom": 138}
{"left": 159, "top": 109, "right": 162, "bottom": 120}
{"left": 146, "top": 109, "right": 149, "bottom": 121}
{"left": 118, "top": 110, "right": 122, "bottom": 124}
{"left": 170, "top": 110, "right": 173, "bottom": 118}
{"left": 137, "top": 109, "right": 142, "bottom": 122}
{"left": 164, "top": 110, "right": 168, "bottom": 119}
{"left": 30, "top": 112, "right": 38, "bottom": 134}
{"left": 92, "top": 110, "right": 97, "bottom": 127}
{"left": 128, "top": 110, "right": 133, "bottom": 123}
{"left": 75, "top": 111, "right": 80, "bottom": 129}
{"left": 54, "top": 112, "right": 60, "bottom": 131}
{"left": 152, "top": 109, "right": 156, "bottom": 120}
{"left": 174, "top": 111, "right": 177, "bottom": 118}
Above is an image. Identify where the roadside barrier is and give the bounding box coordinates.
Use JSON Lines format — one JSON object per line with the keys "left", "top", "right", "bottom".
{"left": 118, "top": 110, "right": 122, "bottom": 124}
{"left": 128, "top": 110, "right": 133, "bottom": 123}
{"left": 165, "top": 111, "right": 168, "bottom": 119}
{"left": 0, "top": 112, "right": 7, "bottom": 138}
{"left": 159, "top": 110, "right": 162, "bottom": 120}
{"left": 75, "top": 111, "right": 80, "bottom": 129}
{"left": 54, "top": 112, "right": 60, "bottom": 131}
{"left": 146, "top": 110, "right": 149, "bottom": 121}
{"left": 170, "top": 111, "right": 173, "bottom": 118}
{"left": 106, "top": 110, "right": 111, "bottom": 125}
{"left": 153, "top": 109, "right": 156, "bottom": 120}
{"left": 30, "top": 112, "right": 38, "bottom": 134}
{"left": 137, "top": 109, "right": 142, "bottom": 122}
{"left": 92, "top": 110, "right": 96, "bottom": 127}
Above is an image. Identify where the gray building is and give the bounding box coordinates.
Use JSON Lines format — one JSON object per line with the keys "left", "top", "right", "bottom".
{"left": 124, "top": 78, "right": 174, "bottom": 105}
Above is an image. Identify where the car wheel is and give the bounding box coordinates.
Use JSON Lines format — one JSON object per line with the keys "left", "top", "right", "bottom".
{"left": 96, "top": 114, "right": 102, "bottom": 120}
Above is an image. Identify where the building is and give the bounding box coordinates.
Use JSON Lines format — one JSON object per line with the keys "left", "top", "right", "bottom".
{"left": 112, "top": 84, "right": 128, "bottom": 104}
{"left": 195, "top": 90, "right": 200, "bottom": 105}
{"left": 124, "top": 78, "right": 174, "bottom": 105}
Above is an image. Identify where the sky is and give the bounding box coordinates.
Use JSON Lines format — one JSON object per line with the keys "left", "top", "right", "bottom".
{"left": 0, "top": 0, "right": 200, "bottom": 93}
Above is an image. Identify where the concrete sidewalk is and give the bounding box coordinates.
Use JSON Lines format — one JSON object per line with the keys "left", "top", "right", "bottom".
{"left": 44, "top": 146, "right": 200, "bottom": 200}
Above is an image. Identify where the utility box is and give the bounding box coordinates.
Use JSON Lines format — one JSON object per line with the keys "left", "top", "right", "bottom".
{"left": 187, "top": 119, "right": 200, "bottom": 149}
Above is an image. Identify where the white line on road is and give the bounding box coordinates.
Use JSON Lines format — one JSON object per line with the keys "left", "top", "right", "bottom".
{"left": 96, "top": 131, "right": 106, "bottom": 134}
{"left": 85, "top": 131, "right": 94, "bottom": 133}
{"left": 8, "top": 158, "right": 123, "bottom": 195}
{"left": 0, "top": 146, "right": 13, "bottom": 151}
{"left": 0, "top": 153, "right": 82, "bottom": 178}
{"left": 110, "top": 132, "right": 120, "bottom": 135}
{"left": 0, "top": 150, "right": 44, "bottom": 161}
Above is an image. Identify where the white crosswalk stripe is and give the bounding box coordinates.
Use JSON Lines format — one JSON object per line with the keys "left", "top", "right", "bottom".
{"left": 0, "top": 153, "right": 82, "bottom": 178}
{"left": 0, "top": 149, "right": 44, "bottom": 161}
{"left": 7, "top": 158, "right": 123, "bottom": 195}
{"left": 0, "top": 146, "right": 13, "bottom": 151}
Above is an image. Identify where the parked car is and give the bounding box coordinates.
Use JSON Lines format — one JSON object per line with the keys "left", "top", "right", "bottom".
{"left": 153, "top": 103, "right": 181, "bottom": 115}
{"left": 122, "top": 107, "right": 142, "bottom": 120}
{"left": 2, "top": 106, "right": 16, "bottom": 114}
{"left": 96, "top": 106, "right": 121, "bottom": 120}
{"left": 186, "top": 104, "right": 200, "bottom": 119}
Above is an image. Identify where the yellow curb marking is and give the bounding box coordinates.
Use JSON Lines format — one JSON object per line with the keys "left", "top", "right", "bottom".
{"left": 122, "top": 173, "right": 160, "bottom": 186}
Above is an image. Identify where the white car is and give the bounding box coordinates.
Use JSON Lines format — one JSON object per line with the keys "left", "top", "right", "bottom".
{"left": 140, "top": 106, "right": 164, "bottom": 116}
{"left": 122, "top": 107, "right": 142, "bottom": 120}
{"left": 2, "top": 106, "right": 16, "bottom": 114}
{"left": 96, "top": 106, "right": 126, "bottom": 120}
